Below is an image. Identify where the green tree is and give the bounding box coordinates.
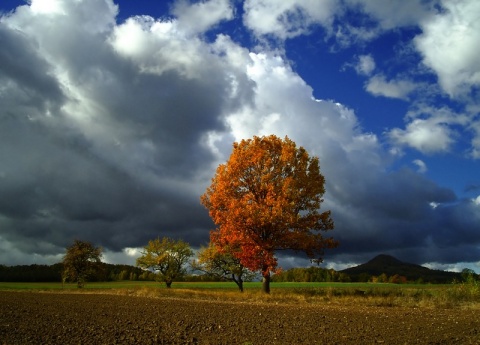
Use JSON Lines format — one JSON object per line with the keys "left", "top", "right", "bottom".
{"left": 377, "top": 273, "right": 388, "bottom": 283}
{"left": 136, "top": 237, "right": 193, "bottom": 288}
{"left": 461, "top": 268, "right": 477, "bottom": 283}
{"left": 201, "top": 135, "right": 338, "bottom": 293}
{"left": 192, "top": 243, "right": 256, "bottom": 292}
{"left": 62, "top": 239, "right": 103, "bottom": 288}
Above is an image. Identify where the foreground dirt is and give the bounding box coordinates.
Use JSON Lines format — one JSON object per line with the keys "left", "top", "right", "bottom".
{"left": 1, "top": 291, "right": 479, "bottom": 344}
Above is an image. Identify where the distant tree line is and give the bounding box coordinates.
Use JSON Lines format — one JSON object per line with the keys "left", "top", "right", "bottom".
{"left": 271, "top": 266, "right": 470, "bottom": 284}
{"left": 272, "top": 267, "right": 351, "bottom": 283}
{"left": 0, "top": 263, "right": 149, "bottom": 283}
{"left": 3, "top": 261, "right": 469, "bottom": 285}
{"left": 0, "top": 264, "right": 64, "bottom": 282}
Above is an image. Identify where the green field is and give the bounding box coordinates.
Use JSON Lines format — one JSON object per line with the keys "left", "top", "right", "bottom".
{"left": 2, "top": 280, "right": 477, "bottom": 309}
{"left": 0, "top": 280, "right": 451, "bottom": 292}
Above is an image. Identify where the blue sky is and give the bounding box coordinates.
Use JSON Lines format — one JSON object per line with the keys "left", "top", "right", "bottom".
{"left": 0, "top": 0, "right": 479, "bottom": 273}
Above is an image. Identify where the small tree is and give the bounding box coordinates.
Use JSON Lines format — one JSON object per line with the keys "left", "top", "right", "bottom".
{"left": 136, "top": 237, "right": 193, "bottom": 288}
{"left": 192, "top": 243, "right": 256, "bottom": 292}
{"left": 62, "top": 239, "right": 103, "bottom": 288}
{"left": 201, "top": 135, "right": 338, "bottom": 293}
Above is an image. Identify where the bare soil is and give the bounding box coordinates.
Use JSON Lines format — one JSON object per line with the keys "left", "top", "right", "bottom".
{"left": 1, "top": 291, "right": 479, "bottom": 344}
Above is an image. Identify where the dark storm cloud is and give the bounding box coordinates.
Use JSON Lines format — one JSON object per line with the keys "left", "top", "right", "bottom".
{"left": 326, "top": 181, "right": 480, "bottom": 266}
{"left": 0, "top": 0, "right": 252, "bottom": 265}
{"left": 323, "top": 167, "right": 478, "bottom": 265}
{"left": 0, "top": 24, "right": 65, "bottom": 117}
{"left": 0, "top": 0, "right": 479, "bottom": 270}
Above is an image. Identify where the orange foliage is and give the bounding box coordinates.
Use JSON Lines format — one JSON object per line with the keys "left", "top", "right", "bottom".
{"left": 201, "top": 135, "right": 338, "bottom": 279}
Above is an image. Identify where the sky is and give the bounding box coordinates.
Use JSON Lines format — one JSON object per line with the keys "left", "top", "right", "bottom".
{"left": 0, "top": 0, "right": 479, "bottom": 273}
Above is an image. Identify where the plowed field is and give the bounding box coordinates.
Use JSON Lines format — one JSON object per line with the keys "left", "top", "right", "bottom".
{"left": 1, "top": 291, "right": 479, "bottom": 344}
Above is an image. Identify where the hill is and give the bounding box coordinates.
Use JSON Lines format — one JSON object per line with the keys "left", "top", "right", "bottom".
{"left": 341, "top": 254, "right": 462, "bottom": 283}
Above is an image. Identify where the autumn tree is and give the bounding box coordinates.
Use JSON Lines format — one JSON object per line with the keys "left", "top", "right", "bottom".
{"left": 191, "top": 243, "right": 256, "bottom": 292}
{"left": 201, "top": 135, "right": 338, "bottom": 293}
{"left": 136, "top": 237, "right": 193, "bottom": 288}
{"left": 62, "top": 239, "right": 103, "bottom": 288}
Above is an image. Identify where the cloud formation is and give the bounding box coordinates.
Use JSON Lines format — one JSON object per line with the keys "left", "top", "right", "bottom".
{"left": 0, "top": 0, "right": 479, "bottom": 270}
{"left": 414, "top": 0, "right": 480, "bottom": 98}
{"left": 365, "top": 75, "right": 416, "bottom": 100}
{"left": 355, "top": 55, "right": 375, "bottom": 76}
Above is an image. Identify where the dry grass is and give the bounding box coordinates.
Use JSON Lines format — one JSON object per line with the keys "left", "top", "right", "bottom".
{"left": 5, "top": 280, "right": 478, "bottom": 309}
{"left": 100, "top": 283, "right": 480, "bottom": 309}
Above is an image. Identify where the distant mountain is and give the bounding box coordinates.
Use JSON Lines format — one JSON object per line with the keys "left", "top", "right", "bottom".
{"left": 341, "top": 254, "right": 462, "bottom": 283}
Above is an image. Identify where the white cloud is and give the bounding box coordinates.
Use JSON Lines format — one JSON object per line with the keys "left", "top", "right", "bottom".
{"left": 388, "top": 118, "right": 454, "bottom": 154}
{"left": 388, "top": 105, "right": 470, "bottom": 155}
{"left": 172, "top": 0, "right": 234, "bottom": 35}
{"left": 110, "top": 16, "right": 213, "bottom": 78}
{"left": 103, "top": 247, "right": 142, "bottom": 266}
{"left": 413, "top": 159, "right": 427, "bottom": 173}
{"left": 422, "top": 262, "right": 475, "bottom": 273}
{"left": 30, "top": 0, "right": 65, "bottom": 15}
{"left": 355, "top": 54, "right": 375, "bottom": 76}
{"left": 469, "top": 120, "right": 480, "bottom": 159}
{"left": 346, "top": 0, "right": 435, "bottom": 30}
{"left": 474, "top": 196, "right": 480, "bottom": 206}
{"left": 365, "top": 75, "right": 416, "bottom": 100}
{"left": 223, "top": 51, "right": 376, "bottom": 157}
{"left": 243, "top": 0, "right": 338, "bottom": 40}
{"left": 414, "top": 0, "right": 480, "bottom": 97}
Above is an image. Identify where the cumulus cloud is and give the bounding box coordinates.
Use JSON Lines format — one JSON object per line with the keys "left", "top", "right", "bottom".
{"left": 388, "top": 118, "right": 454, "bottom": 154}
{"left": 242, "top": 0, "right": 338, "bottom": 40}
{"left": 469, "top": 121, "right": 480, "bottom": 159}
{"left": 355, "top": 54, "right": 375, "bottom": 76}
{"left": 242, "top": 0, "right": 434, "bottom": 45}
{"left": 387, "top": 105, "right": 468, "bottom": 155}
{"left": 346, "top": 0, "right": 435, "bottom": 30}
{"left": 415, "top": 0, "right": 480, "bottom": 98}
{"left": 365, "top": 75, "right": 416, "bottom": 100}
{"left": 172, "top": 0, "right": 234, "bottom": 35}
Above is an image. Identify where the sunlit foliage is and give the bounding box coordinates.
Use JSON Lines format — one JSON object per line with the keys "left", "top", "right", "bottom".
{"left": 192, "top": 243, "right": 256, "bottom": 292}
{"left": 62, "top": 239, "right": 103, "bottom": 288}
{"left": 136, "top": 237, "right": 193, "bottom": 288}
{"left": 201, "top": 135, "right": 338, "bottom": 293}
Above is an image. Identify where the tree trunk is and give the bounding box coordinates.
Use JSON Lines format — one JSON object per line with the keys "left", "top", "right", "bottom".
{"left": 232, "top": 274, "right": 244, "bottom": 292}
{"left": 165, "top": 280, "right": 172, "bottom": 288}
{"left": 238, "top": 278, "right": 244, "bottom": 293}
{"left": 262, "top": 272, "right": 270, "bottom": 294}
{"left": 77, "top": 278, "right": 84, "bottom": 288}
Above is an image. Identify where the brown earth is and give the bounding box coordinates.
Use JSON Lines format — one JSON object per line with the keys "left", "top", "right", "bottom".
{"left": 1, "top": 291, "right": 479, "bottom": 344}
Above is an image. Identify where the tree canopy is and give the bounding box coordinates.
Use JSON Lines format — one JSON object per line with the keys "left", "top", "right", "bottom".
{"left": 136, "top": 237, "right": 193, "bottom": 288}
{"left": 201, "top": 135, "right": 338, "bottom": 293}
{"left": 62, "top": 239, "right": 103, "bottom": 288}
{"left": 192, "top": 243, "right": 256, "bottom": 292}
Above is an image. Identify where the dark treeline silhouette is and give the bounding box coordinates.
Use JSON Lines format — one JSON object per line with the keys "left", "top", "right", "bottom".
{"left": 0, "top": 263, "right": 149, "bottom": 283}
{"left": 0, "top": 264, "right": 64, "bottom": 282}
{"left": 0, "top": 263, "right": 236, "bottom": 283}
